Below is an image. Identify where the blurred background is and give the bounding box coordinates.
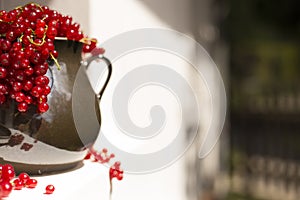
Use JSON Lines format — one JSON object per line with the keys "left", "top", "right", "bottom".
{"left": 1, "top": 0, "right": 300, "bottom": 200}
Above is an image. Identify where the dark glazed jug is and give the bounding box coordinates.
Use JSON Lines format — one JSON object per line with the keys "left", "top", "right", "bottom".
{"left": 0, "top": 39, "right": 112, "bottom": 174}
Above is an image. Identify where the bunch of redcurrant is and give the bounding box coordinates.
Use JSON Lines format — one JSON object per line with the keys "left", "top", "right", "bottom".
{"left": 0, "top": 3, "right": 98, "bottom": 113}
{"left": 85, "top": 148, "right": 115, "bottom": 164}
{"left": 109, "top": 161, "right": 124, "bottom": 181}
{"left": 0, "top": 164, "right": 55, "bottom": 198}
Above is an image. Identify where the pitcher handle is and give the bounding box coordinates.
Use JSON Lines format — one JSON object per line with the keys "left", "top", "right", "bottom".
{"left": 81, "top": 55, "right": 112, "bottom": 100}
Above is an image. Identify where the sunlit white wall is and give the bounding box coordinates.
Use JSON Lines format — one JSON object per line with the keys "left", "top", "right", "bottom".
{"left": 88, "top": 1, "right": 195, "bottom": 200}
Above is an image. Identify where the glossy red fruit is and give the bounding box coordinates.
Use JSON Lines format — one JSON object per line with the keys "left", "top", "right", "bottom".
{"left": 13, "top": 179, "right": 24, "bottom": 190}
{"left": 0, "top": 181, "right": 13, "bottom": 197}
{"left": 12, "top": 82, "right": 23, "bottom": 92}
{"left": 25, "top": 178, "right": 38, "bottom": 188}
{"left": 1, "top": 164, "right": 15, "bottom": 181}
{"left": 23, "top": 80, "right": 33, "bottom": 91}
{"left": 31, "top": 86, "right": 43, "bottom": 97}
{"left": 45, "top": 184, "right": 55, "bottom": 194}
{"left": 0, "top": 67, "right": 7, "bottom": 78}
{"left": 15, "top": 92, "right": 25, "bottom": 102}
{"left": 18, "top": 102, "right": 28, "bottom": 112}
{"left": 38, "top": 102, "right": 49, "bottom": 113}
{"left": 18, "top": 172, "right": 30, "bottom": 183}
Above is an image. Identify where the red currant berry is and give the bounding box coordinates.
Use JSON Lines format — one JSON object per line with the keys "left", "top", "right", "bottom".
{"left": 12, "top": 41, "right": 22, "bottom": 51}
{"left": 44, "top": 41, "right": 54, "bottom": 51}
{"left": 12, "top": 82, "right": 23, "bottom": 92}
{"left": 51, "top": 50, "right": 58, "bottom": 58}
{"left": 28, "top": 11, "right": 38, "bottom": 22}
{"left": 5, "top": 30, "right": 16, "bottom": 41}
{"left": 24, "top": 95, "right": 33, "bottom": 104}
{"left": 34, "top": 63, "right": 48, "bottom": 76}
{"left": 18, "top": 172, "right": 30, "bottom": 183}
{"left": 0, "top": 53, "right": 10, "bottom": 66}
{"left": 15, "top": 92, "right": 25, "bottom": 102}
{"left": 25, "top": 178, "right": 38, "bottom": 189}
{"left": 35, "top": 26, "right": 45, "bottom": 38}
{"left": 45, "top": 184, "right": 55, "bottom": 194}
{"left": 46, "top": 26, "right": 57, "bottom": 39}
{"left": 13, "top": 179, "right": 24, "bottom": 190}
{"left": 1, "top": 164, "right": 15, "bottom": 181}
{"left": 0, "top": 84, "right": 8, "bottom": 95}
{"left": 38, "top": 95, "right": 48, "bottom": 103}
{"left": 23, "top": 80, "right": 33, "bottom": 91}
{"left": 24, "top": 45, "right": 34, "bottom": 58}
{"left": 82, "top": 44, "right": 92, "bottom": 53}
{"left": 20, "top": 58, "right": 30, "bottom": 68}
{"left": 36, "top": 19, "right": 46, "bottom": 28}
{"left": 43, "top": 85, "right": 51, "bottom": 95}
{"left": 0, "top": 67, "right": 7, "bottom": 78}
{"left": 35, "top": 75, "right": 49, "bottom": 86}
{"left": 48, "top": 20, "right": 59, "bottom": 28}
{"left": 31, "top": 86, "right": 43, "bottom": 97}
{"left": 0, "top": 39, "right": 11, "bottom": 51}
{"left": 117, "top": 173, "right": 123, "bottom": 180}
{"left": 30, "top": 51, "right": 43, "bottom": 65}
{"left": 15, "top": 70, "right": 25, "bottom": 81}
{"left": 18, "top": 102, "right": 28, "bottom": 112}
{"left": 38, "top": 102, "right": 49, "bottom": 113}
{"left": 0, "top": 181, "right": 13, "bottom": 197}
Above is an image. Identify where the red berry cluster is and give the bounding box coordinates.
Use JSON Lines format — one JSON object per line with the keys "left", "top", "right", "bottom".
{"left": 0, "top": 3, "right": 99, "bottom": 113}
{"left": 85, "top": 148, "right": 115, "bottom": 164}
{"left": 0, "top": 164, "right": 55, "bottom": 198}
{"left": 109, "top": 161, "right": 123, "bottom": 181}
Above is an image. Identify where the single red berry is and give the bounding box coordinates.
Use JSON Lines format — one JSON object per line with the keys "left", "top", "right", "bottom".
{"left": 18, "top": 102, "right": 28, "bottom": 112}
{"left": 34, "top": 63, "right": 49, "bottom": 76}
{"left": 35, "top": 26, "right": 45, "bottom": 38}
{"left": 43, "top": 85, "right": 51, "bottom": 95}
{"left": 23, "top": 80, "right": 33, "bottom": 91}
{"left": 31, "top": 86, "right": 43, "bottom": 97}
{"left": 0, "top": 84, "right": 8, "bottom": 95}
{"left": 36, "top": 19, "right": 46, "bottom": 28}
{"left": 5, "top": 30, "right": 16, "bottom": 41}
{"left": 46, "top": 26, "right": 57, "bottom": 39}
{"left": 117, "top": 173, "right": 123, "bottom": 180}
{"left": 38, "top": 102, "right": 49, "bottom": 113}
{"left": 45, "top": 184, "right": 55, "bottom": 194}
{"left": 24, "top": 95, "right": 33, "bottom": 104}
{"left": 12, "top": 42, "right": 22, "bottom": 51}
{"left": 15, "top": 92, "right": 26, "bottom": 102}
{"left": 38, "top": 94, "right": 48, "bottom": 103}
{"left": 35, "top": 75, "right": 49, "bottom": 86}
{"left": 41, "top": 48, "right": 50, "bottom": 59}
{"left": 0, "top": 39, "right": 11, "bottom": 51}
{"left": 15, "top": 70, "right": 25, "bottom": 81}
{"left": 0, "top": 181, "right": 13, "bottom": 197}
{"left": 20, "top": 59, "right": 30, "bottom": 69}
{"left": 1, "top": 164, "right": 15, "bottom": 181}
{"left": 30, "top": 51, "right": 43, "bottom": 65}
{"left": 25, "top": 178, "right": 38, "bottom": 189}
{"left": 0, "top": 53, "right": 10, "bottom": 66}
{"left": 12, "top": 82, "right": 23, "bottom": 92}
{"left": 0, "top": 67, "right": 7, "bottom": 78}
{"left": 13, "top": 178, "right": 24, "bottom": 190}
{"left": 51, "top": 50, "right": 58, "bottom": 58}
{"left": 18, "top": 172, "right": 30, "bottom": 183}
{"left": 82, "top": 44, "right": 92, "bottom": 53}
{"left": 48, "top": 20, "right": 59, "bottom": 28}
